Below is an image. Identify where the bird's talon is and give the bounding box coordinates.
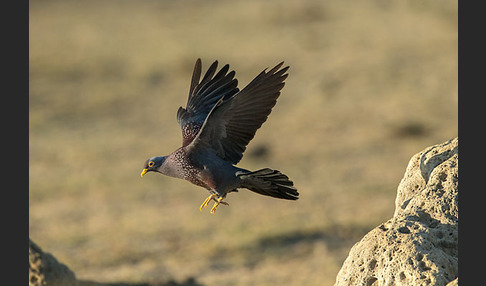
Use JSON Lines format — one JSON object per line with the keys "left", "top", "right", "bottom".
{"left": 200, "top": 194, "right": 217, "bottom": 211}
{"left": 209, "top": 196, "right": 227, "bottom": 214}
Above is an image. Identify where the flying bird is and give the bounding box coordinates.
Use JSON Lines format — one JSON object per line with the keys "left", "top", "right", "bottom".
{"left": 141, "top": 59, "right": 298, "bottom": 214}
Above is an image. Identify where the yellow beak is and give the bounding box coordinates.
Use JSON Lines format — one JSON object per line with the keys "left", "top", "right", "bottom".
{"left": 140, "top": 169, "right": 148, "bottom": 178}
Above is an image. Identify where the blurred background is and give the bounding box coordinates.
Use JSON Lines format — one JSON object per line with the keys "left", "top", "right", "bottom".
{"left": 29, "top": 0, "right": 457, "bottom": 285}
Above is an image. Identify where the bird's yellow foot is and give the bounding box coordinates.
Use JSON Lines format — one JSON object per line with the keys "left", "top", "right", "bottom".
{"left": 210, "top": 196, "right": 229, "bottom": 214}
{"left": 200, "top": 194, "right": 228, "bottom": 214}
{"left": 200, "top": 194, "right": 217, "bottom": 211}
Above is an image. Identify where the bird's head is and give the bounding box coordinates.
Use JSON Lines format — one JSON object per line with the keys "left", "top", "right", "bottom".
{"left": 141, "top": 156, "right": 166, "bottom": 177}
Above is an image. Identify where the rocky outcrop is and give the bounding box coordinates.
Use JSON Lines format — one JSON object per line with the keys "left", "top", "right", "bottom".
{"left": 29, "top": 238, "right": 203, "bottom": 286}
{"left": 335, "top": 138, "right": 458, "bottom": 286}
{"left": 29, "top": 238, "right": 77, "bottom": 286}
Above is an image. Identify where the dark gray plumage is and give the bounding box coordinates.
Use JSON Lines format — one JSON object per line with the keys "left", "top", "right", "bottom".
{"left": 141, "top": 59, "right": 298, "bottom": 214}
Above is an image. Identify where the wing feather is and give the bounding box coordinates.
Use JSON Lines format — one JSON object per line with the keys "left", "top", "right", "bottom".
{"left": 177, "top": 59, "right": 239, "bottom": 147}
{"left": 187, "top": 62, "right": 289, "bottom": 164}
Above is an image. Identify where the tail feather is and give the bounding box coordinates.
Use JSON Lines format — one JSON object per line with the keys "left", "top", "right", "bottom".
{"left": 237, "top": 168, "right": 299, "bottom": 200}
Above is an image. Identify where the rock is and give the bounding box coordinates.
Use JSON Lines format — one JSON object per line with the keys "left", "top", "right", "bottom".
{"left": 446, "top": 278, "right": 458, "bottom": 286}
{"left": 334, "top": 138, "right": 458, "bottom": 286}
{"left": 29, "top": 238, "right": 77, "bottom": 286}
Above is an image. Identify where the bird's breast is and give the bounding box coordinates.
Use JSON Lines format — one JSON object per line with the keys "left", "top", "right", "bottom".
{"left": 168, "top": 149, "right": 214, "bottom": 190}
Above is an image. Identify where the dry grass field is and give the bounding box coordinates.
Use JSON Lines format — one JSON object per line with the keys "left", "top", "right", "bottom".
{"left": 29, "top": 0, "right": 457, "bottom": 285}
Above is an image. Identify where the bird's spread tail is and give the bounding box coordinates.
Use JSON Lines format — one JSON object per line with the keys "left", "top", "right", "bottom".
{"left": 237, "top": 168, "right": 299, "bottom": 200}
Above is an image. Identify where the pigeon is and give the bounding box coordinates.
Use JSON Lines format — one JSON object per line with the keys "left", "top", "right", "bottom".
{"left": 141, "top": 59, "right": 298, "bottom": 214}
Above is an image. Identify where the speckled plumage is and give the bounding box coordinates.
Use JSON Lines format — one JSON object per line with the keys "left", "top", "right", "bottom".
{"left": 181, "top": 122, "right": 201, "bottom": 147}
{"left": 141, "top": 59, "right": 298, "bottom": 214}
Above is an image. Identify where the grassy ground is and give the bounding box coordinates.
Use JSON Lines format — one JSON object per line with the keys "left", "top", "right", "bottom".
{"left": 29, "top": 0, "right": 457, "bottom": 285}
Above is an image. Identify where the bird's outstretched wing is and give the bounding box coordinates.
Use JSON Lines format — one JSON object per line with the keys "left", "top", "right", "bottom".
{"left": 186, "top": 62, "right": 289, "bottom": 164}
{"left": 177, "top": 58, "right": 239, "bottom": 147}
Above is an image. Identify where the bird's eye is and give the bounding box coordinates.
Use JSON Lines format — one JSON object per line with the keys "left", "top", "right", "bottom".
{"left": 148, "top": 161, "right": 155, "bottom": 168}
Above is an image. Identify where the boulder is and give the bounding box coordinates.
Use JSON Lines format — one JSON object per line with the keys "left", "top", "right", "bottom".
{"left": 334, "top": 138, "right": 458, "bottom": 286}
{"left": 29, "top": 238, "right": 77, "bottom": 286}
